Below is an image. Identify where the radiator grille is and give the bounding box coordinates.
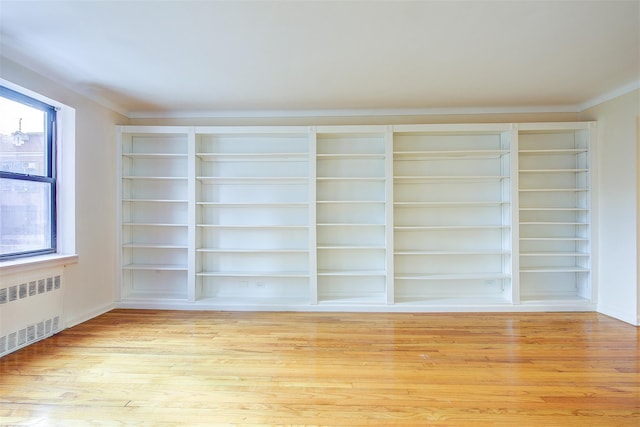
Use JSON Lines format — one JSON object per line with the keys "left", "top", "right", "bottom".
{"left": 0, "top": 272, "right": 63, "bottom": 357}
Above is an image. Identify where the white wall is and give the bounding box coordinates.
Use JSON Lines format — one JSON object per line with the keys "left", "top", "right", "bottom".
{"left": 2, "top": 53, "right": 637, "bottom": 328}
{"left": 0, "top": 57, "right": 128, "bottom": 327}
{"left": 581, "top": 89, "right": 640, "bottom": 325}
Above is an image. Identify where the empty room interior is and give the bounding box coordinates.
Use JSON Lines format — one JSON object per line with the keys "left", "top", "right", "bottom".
{"left": 0, "top": 1, "right": 639, "bottom": 425}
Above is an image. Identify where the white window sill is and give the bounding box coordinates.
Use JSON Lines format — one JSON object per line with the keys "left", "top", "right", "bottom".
{"left": 0, "top": 254, "right": 78, "bottom": 276}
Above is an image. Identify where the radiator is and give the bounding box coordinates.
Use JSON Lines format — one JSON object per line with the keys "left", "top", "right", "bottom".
{"left": 0, "top": 267, "right": 64, "bottom": 357}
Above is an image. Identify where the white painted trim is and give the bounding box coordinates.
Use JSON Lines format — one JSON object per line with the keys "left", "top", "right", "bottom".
{"left": 597, "top": 303, "right": 639, "bottom": 327}
{"left": 116, "top": 300, "right": 597, "bottom": 313}
{"left": 0, "top": 254, "right": 78, "bottom": 276}
{"left": 127, "top": 105, "right": 581, "bottom": 120}
{"left": 64, "top": 302, "right": 116, "bottom": 329}
{"left": 578, "top": 80, "right": 640, "bottom": 112}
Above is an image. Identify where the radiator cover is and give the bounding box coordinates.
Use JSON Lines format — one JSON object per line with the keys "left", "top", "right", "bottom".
{"left": 0, "top": 267, "right": 64, "bottom": 357}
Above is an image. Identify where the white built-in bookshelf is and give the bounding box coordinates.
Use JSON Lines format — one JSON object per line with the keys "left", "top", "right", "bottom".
{"left": 116, "top": 123, "right": 596, "bottom": 312}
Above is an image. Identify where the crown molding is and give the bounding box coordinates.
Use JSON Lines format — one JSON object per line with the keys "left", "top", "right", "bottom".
{"left": 578, "top": 80, "right": 640, "bottom": 112}
{"left": 126, "top": 104, "right": 580, "bottom": 120}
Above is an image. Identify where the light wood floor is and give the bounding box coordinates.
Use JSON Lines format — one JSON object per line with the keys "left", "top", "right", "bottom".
{"left": 1, "top": 310, "right": 638, "bottom": 426}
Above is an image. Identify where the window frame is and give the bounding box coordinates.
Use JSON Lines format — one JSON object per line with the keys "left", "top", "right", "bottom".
{"left": 0, "top": 86, "right": 57, "bottom": 260}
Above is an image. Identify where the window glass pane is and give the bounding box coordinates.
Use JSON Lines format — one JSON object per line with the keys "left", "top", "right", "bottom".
{"left": 0, "top": 97, "right": 46, "bottom": 175}
{"left": 0, "top": 178, "right": 52, "bottom": 255}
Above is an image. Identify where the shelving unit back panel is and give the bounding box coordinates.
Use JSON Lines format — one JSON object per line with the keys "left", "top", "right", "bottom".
{"left": 519, "top": 131, "right": 588, "bottom": 151}
{"left": 519, "top": 172, "right": 588, "bottom": 190}
{"left": 316, "top": 134, "right": 385, "bottom": 155}
{"left": 317, "top": 203, "right": 385, "bottom": 224}
{"left": 123, "top": 270, "right": 188, "bottom": 299}
{"left": 519, "top": 192, "right": 588, "bottom": 209}
{"left": 124, "top": 247, "right": 188, "bottom": 266}
{"left": 317, "top": 180, "right": 385, "bottom": 202}
{"left": 394, "top": 228, "right": 504, "bottom": 251}
{"left": 122, "top": 157, "right": 188, "bottom": 177}
{"left": 395, "top": 279, "right": 507, "bottom": 300}
{"left": 125, "top": 226, "right": 188, "bottom": 246}
{"left": 197, "top": 133, "right": 309, "bottom": 154}
{"left": 396, "top": 157, "right": 504, "bottom": 177}
{"left": 519, "top": 272, "right": 589, "bottom": 299}
{"left": 317, "top": 249, "right": 386, "bottom": 271}
{"left": 394, "top": 133, "right": 504, "bottom": 152}
{"left": 316, "top": 225, "right": 385, "bottom": 246}
{"left": 395, "top": 205, "right": 505, "bottom": 227}
{"left": 124, "top": 134, "right": 188, "bottom": 155}
{"left": 199, "top": 205, "right": 308, "bottom": 226}
{"left": 394, "top": 181, "right": 503, "bottom": 203}
{"left": 317, "top": 276, "right": 386, "bottom": 298}
{"left": 199, "top": 160, "right": 308, "bottom": 178}
{"left": 123, "top": 179, "right": 187, "bottom": 200}
{"left": 200, "top": 252, "right": 309, "bottom": 273}
{"left": 198, "top": 182, "right": 308, "bottom": 203}
{"left": 316, "top": 158, "right": 385, "bottom": 177}
{"left": 199, "top": 227, "right": 309, "bottom": 250}
{"left": 520, "top": 223, "right": 588, "bottom": 238}
{"left": 123, "top": 201, "right": 188, "bottom": 224}
{"left": 394, "top": 254, "right": 505, "bottom": 275}
{"left": 199, "top": 277, "right": 309, "bottom": 300}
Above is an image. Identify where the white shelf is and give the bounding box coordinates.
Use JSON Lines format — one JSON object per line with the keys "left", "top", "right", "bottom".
{"left": 123, "top": 222, "right": 188, "bottom": 227}
{"left": 520, "top": 207, "right": 588, "bottom": 211}
{"left": 519, "top": 188, "right": 588, "bottom": 192}
{"left": 124, "top": 198, "right": 188, "bottom": 203}
{"left": 518, "top": 128, "right": 592, "bottom": 302}
{"left": 197, "top": 202, "right": 306, "bottom": 207}
{"left": 123, "top": 244, "right": 188, "bottom": 249}
{"left": 395, "top": 273, "right": 509, "bottom": 280}
{"left": 395, "top": 201, "right": 507, "bottom": 207}
{"left": 520, "top": 252, "right": 589, "bottom": 257}
{"left": 316, "top": 177, "right": 385, "bottom": 182}
{"left": 520, "top": 237, "right": 588, "bottom": 241}
{"left": 520, "top": 267, "right": 590, "bottom": 273}
{"left": 197, "top": 271, "right": 309, "bottom": 278}
{"left": 123, "top": 264, "right": 187, "bottom": 271}
{"left": 520, "top": 169, "right": 589, "bottom": 173}
{"left": 316, "top": 200, "right": 384, "bottom": 204}
{"left": 197, "top": 152, "right": 307, "bottom": 161}
{"left": 395, "top": 250, "right": 510, "bottom": 255}
{"left": 393, "top": 150, "right": 508, "bottom": 159}
{"left": 519, "top": 149, "right": 588, "bottom": 154}
{"left": 520, "top": 221, "right": 587, "bottom": 225}
{"left": 317, "top": 245, "right": 385, "bottom": 250}
{"left": 395, "top": 175, "right": 509, "bottom": 182}
{"left": 123, "top": 153, "right": 188, "bottom": 159}
{"left": 123, "top": 176, "right": 187, "bottom": 180}
{"left": 197, "top": 177, "right": 307, "bottom": 184}
{"left": 395, "top": 225, "right": 507, "bottom": 230}
{"left": 197, "top": 248, "right": 307, "bottom": 253}
{"left": 116, "top": 123, "right": 594, "bottom": 310}
{"left": 197, "top": 224, "right": 307, "bottom": 229}
{"left": 317, "top": 153, "right": 385, "bottom": 159}
{"left": 317, "top": 270, "right": 386, "bottom": 276}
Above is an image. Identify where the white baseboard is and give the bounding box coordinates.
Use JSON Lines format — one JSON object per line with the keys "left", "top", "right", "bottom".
{"left": 597, "top": 303, "right": 639, "bottom": 326}
{"left": 65, "top": 302, "right": 115, "bottom": 329}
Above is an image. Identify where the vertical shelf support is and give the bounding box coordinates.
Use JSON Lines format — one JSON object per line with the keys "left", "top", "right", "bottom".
{"left": 308, "top": 127, "right": 318, "bottom": 304}
{"left": 187, "top": 127, "right": 197, "bottom": 302}
{"left": 510, "top": 125, "right": 520, "bottom": 304}
{"left": 385, "top": 126, "right": 395, "bottom": 304}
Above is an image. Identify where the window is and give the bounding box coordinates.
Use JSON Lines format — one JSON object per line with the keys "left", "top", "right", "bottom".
{"left": 0, "top": 86, "right": 57, "bottom": 259}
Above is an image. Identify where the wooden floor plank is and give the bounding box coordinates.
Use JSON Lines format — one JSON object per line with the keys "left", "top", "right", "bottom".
{"left": 1, "top": 310, "right": 638, "bottom": 426}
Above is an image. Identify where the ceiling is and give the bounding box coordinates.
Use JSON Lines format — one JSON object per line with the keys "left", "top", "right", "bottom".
{"left": 0, "top": 0, "right": 638, "bottom": 117}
